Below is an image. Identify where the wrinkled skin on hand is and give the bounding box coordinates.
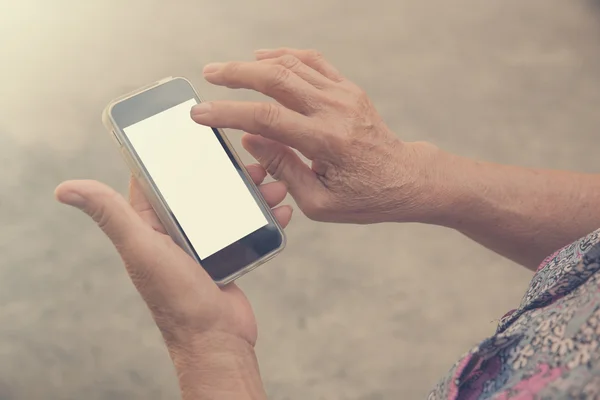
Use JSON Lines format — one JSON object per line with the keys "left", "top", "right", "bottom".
{"left": 55, "top": 163, "right": 292, "bottom": 353}
{"left": 192, "top": 48, "right": 437, "bottom": 224}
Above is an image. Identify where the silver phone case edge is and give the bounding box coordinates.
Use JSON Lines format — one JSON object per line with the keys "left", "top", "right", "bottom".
{"left": 102, "top": 76, "right": 287, "bottom": 286}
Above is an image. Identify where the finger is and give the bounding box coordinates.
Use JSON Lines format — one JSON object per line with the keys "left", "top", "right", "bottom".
{"left": 203, "top": 61, "right": 321, "bottom": 113}
{"left": 245, "top": 163, "right": 267, "bottom": 185}
{"left": 128, "top": 176, "right": 166, "bottom": 233}
{"left": 55, "top": 180, "right": 213, "bottom": 301}
{"left": 191, "top": 101, "right": 324, "bottom": 157}
{"left": 255, "top": 48, "right": 344, "bottom": 82}
{"left": 258, "top": 55, "right": 333, "bottom": 89}
{"left": 241, "top": 133, "right": 324, "bottom": 210}
{"left": 272, "top": 205, "right": 293, "bottom": 228}
{"left": 56, "top": 179, "right": 153, "bottom": 247}
{"left": 259, "top": 181, "right": 288, "bottom": 207}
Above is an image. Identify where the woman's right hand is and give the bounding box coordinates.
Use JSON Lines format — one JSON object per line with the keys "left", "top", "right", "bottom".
{"left": 192, "top": 48, "right": 446, "bottom": 224}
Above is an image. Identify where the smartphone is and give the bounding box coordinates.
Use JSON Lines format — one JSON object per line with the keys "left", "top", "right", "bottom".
{"left": 102, "top": 77, "right": 286, "bottom": 285}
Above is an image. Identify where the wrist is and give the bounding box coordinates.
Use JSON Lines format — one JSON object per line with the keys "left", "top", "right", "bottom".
{"left": 388, "top": 141, "right": 468, "bottom": 225}
{"left": 166, "top": 331, "right": 267, "bottom": 400}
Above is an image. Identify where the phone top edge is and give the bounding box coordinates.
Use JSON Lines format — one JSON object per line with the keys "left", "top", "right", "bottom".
{"left": 102, "top": 76, "right": 178, "bottom": 130}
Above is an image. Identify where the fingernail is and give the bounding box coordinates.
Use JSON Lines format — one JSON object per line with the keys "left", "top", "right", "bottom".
{"left": 203, "top": 63, "right": 223, "bottom": 74}
{"left": 191, "top": 102, "right": 212, "bottom": 115}
{"left": 58, "top": 191, "right": 86, "bottom": 208}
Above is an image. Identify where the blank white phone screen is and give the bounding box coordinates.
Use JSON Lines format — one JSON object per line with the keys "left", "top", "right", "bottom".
{"left": 123, "top": 98, "right": 268, "bottom": 259}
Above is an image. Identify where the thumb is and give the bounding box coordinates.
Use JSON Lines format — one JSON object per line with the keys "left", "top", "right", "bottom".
{"left": 55, "top": 179, "right": 152, "bottom": 253}
{"left": 55, "top": 179, "right": 222, "bottom": 334}
{"left": 242, "top": 133, "right": 322, "bottom": 202}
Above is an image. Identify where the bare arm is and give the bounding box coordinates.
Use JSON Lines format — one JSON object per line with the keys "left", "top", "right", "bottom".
{"left": 188, "top": 48, "right": 600, "bottom": 272}
{"left": 169, "top": 334, "right": 267, "bottom": 400}
{"left": 428, "top": 147, "right": 600, "bottom": 270}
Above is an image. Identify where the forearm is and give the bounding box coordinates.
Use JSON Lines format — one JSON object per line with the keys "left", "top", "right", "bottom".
{"left": 166, "top": 333, "right": 267, "bottom": 400}
{"left": 418, "top": 145, "right": 600, "bottom": 270}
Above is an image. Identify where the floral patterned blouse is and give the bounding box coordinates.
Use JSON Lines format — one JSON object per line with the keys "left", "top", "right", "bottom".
{"left": 429, "top": 229, "right": 600, "bottom": 399}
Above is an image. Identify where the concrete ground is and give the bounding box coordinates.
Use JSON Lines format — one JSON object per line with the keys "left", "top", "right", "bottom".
{"left": 1, "top": 0, "right": 600, "bottom": 398}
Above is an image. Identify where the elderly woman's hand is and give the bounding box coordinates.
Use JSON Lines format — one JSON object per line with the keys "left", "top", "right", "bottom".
{"left": 54, "top": 164, "right": 292, "bottom": 400}
{"left": 192, "top": 48, "right": 443, "bottom": 224}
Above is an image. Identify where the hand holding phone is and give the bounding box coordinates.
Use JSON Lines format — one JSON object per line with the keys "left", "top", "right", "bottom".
{"left": 54, "top": 163, "right": 291, "bottom": 399}
{"left": 101, "top": 77, "right": 287, "bottom": 285}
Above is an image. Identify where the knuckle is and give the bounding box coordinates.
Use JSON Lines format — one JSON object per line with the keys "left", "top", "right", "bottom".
{"left": 340, "top": 87, "right": 371, "bottom": 114}
{"left": 267, "top": 65, "right": 292, "bottom": 91}
{"left": 349, "top": 87, "right": 369, "bottom": 105}
{"left": 253, "top": 103, "right": 280, "bottom": 130}
{"left": 322, "top": 93, "right": 349, "bottom": 112}
{"left": 277, "top": 54, "right": 301, "bottom": 70}
{"left": 88, "top": 190, "right": 121, "bottom": 232}
{"left": 223, "top": 61, "right": 241, "bottom": 75}
{"left": 97, "top": 210, "right": 113, "bottom": 233}
{"left": 91, "top": 204, "right": 112, "bottom": 232}
{"left": 263, "top": 150, "right": 289, "bottom": 181}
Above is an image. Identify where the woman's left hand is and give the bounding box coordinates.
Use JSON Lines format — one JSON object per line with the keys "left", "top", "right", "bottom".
{"left": 54, "top": 163, "right": 292, "bottom": 400}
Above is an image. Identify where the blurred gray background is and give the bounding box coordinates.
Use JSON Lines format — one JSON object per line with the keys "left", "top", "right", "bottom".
{"left": 1, "top": 0, "right": 599, "bottom": 398}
